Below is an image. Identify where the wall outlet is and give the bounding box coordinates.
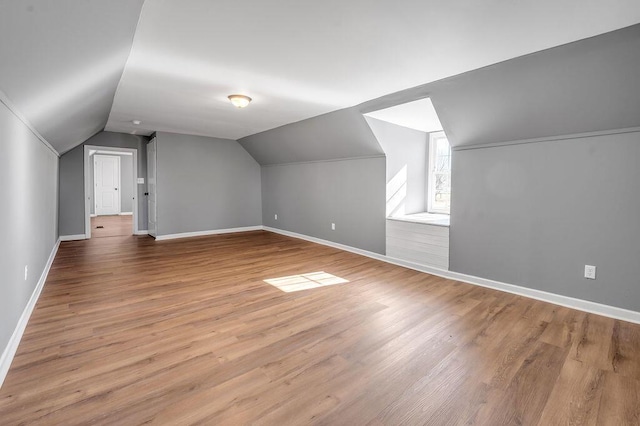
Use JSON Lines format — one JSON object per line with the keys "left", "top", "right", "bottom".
{"left": 24, "top": 265, "right": 28, "bottom": 281}
{"left": 274, "top": 214, "right": 278, "bottom": 220}
{"left": 584, "top": 265, "right": 596, "bottom": 280}
{"left": 331, "top": 223, "right": 336, "bottom": 231}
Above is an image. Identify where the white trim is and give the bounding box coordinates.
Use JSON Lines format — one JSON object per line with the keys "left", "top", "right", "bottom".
{"left": 427, "top": 131, "right": 451, "bottom": 215}
{"left": 119, "top": 212, "right": 133, "bottom": 216}
{"left": 95, "top": 150, "right": 133, "bottom": 156}
{"left": 59, "top": 234, "right": 87, "bottom": 241}
{"left": 90, "top": 214, "right": 97, "bottom": 218}
{"left": 146, "top": 138, "right": 157, "bottom": 238}
{"left": 134, "top": 230, "right": 149, "bottom": 235}
{"left": 261, "top": 154, "right": 385, "bottom": 168}
{"left": 263, "top": 227, "right": 640, "bottom": 325}
{"left": 0, "top": 90, "right": 59, "bottom": 157}
{"left": 453, "top": 126, "right": 640, "bottom": 151}
{"left": 155, "top": 226, "right": 263, "bottom": 241}
{"left": 0, "top": 238, "right": 60, "bottom": 388}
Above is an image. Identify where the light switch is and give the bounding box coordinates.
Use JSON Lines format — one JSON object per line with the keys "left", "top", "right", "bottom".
{"left": 137, "top": 178, "right": 145, "bottom": 184}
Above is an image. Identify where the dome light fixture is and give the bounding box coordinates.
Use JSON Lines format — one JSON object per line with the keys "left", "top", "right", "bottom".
{"left": 132, "top": 120, "right": 142, "bottom": 125}
{"left": 228, "top": 94, "right": 252, "bottom": 108}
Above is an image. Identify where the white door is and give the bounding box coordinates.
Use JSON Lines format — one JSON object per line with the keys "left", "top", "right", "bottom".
{"left": 147, "top": 139, "right": 157, "bottom": 237}
{"left": 95, "top": 155, "right": 121, "bottom": 215}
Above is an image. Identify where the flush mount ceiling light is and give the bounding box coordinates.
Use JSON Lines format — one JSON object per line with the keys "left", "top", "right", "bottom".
{"left": 132, "top": 120, "right": 142, "bottom": 125}
{"left": 228, "top": 94, "right": 252, "bottom": 108}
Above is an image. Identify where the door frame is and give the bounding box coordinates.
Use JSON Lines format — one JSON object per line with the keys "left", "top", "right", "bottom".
{"left": 93, "top": 154, "right": 121, "bottom": 216}
{"left": 84, "top": 145, "right": 139, "bottom": 239}
{"left": 147, "top": 137, "right": 158, "bottom": 238}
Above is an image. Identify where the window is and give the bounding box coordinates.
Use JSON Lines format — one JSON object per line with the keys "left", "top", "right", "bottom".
{"left": 428, "top": 132, "right": 451, "bottom": 214}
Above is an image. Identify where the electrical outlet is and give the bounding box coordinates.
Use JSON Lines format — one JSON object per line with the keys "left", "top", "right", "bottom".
{"left": 24, "top": 265, "right": 28, "bottom": 281}
{"left": 584, "top": 265, "right": 596, "bottom": 280}
{"left": 275, "top": 214, "right": 278, "bottom": 220}
{"left": 331, "top": 223, "right": 335, "bottom": 231}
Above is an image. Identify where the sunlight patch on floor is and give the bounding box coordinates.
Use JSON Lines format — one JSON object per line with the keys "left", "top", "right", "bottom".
{"left": 264, "top": 271, "right": 349, "bottom": 293}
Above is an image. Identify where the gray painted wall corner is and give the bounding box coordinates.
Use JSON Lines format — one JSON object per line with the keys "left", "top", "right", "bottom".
{"left": 154, "top": 132, "right": 262, "bottom": 236}
{"left": 261, "top": 157, "right": 386, "bottom": 255}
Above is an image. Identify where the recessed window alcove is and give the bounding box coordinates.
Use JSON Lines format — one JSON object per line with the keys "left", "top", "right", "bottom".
{"left": 364, "top": 98, "right": 451, "bottom": 270}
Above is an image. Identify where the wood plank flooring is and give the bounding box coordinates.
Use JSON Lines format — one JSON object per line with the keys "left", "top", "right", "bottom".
{"left": 1, "top": 230, "right": 639, "bottom": 425}
{"left": 91, "top": 215, "right": 132, "bottom": 238}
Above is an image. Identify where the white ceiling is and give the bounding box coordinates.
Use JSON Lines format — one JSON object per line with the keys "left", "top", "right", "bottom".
{"left": 105, "top": 0, "right": 640, "bottom": 140}
{"left": 364, "top": 98, "right": 443, "bottom": 133}
{"left": 1, "top": 1, "right": 639, "bottom": 152}
{"left": 0, "top": 0, "right": 145, "bottom": 154}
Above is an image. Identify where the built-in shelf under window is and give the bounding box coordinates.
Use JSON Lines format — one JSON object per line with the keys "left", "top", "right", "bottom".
{"left": 386, "top": 213, "right": 450, "bottom": 270}
{"left": 387, "top": 212, "right": 450, "bottom": 227}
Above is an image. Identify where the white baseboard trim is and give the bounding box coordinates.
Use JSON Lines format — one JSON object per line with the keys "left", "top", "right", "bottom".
{"left": 263, "top": 227, "right": 640, "bottom": 325}
{"left": 0, "top": 238, "right": 60, "bottom": 388}
{"left": 119, "top": 212, "right": 133, "bottom": 216}
{"left": 59, "top": 234, "right": 86, "bottom": 241}
{"left": 90, "top": 214, "right": 97, "bottom": 218}
{"left": 134, "top": 230, "right": 149, "bottom": 235}
{"left": 155, "top": 226, "right": 263, "bottom": 241}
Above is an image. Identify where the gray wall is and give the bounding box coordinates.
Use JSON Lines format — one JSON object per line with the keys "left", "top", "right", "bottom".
{"left": 59, "top": 131, "right": 149, "bottom": 236}
{"left": 365, "top": 117, "right": 428, "bottom": 216}
{"left": 240, "top": 107, "right": 387, "bottom": 254}
{"left": 346, "top": 24, "right": 640, "bottom": 312}
{"left": 450, "top": 130, "right": 640, "bottom": 312}
{"left": 90, "top": 153, "right": 134, "bottom": 214}
{"left": 0, "top": 100, "right": 58, "bottom": 359}
{"left": 239, "top": 108, "right": 384, "bottom": 165}
{"left": 155, "top": 132, "right": 262, "bottom": 236}
{"left": 262, "top": 157, "right": 386, "bottom": 254}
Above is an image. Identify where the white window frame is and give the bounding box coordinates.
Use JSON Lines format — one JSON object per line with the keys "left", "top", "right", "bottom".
{"left": 427, "top": 131, "right": 451, "bottom": 214}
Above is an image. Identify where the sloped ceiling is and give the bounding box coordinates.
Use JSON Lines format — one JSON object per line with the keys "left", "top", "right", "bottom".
{"left": 0, "top": 0, "right": 145, "bottom": 154}
{"left": 239, "top": 108, "right": 383, "bottom": 165}
{"left": 430, "top": 24, "right": 640, "bottom": 148}
{"left": 358, "top": 24, "right": 640, "bottom": 149}
{"left": 364, "top": 98, "right": 443, "bottom": 133}
{"left": 2, "top": 1, "right": 640, "bottom": 155}
{"left": 106, "top": 0, "right": 640, "bottom": 141}
{"left": 241, "top": 23, "right": 640, "bottom": 165}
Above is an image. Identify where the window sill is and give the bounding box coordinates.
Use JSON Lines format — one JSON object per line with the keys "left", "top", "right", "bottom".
{"left": 387, "top": 212, "right": 450, "bottom": 227}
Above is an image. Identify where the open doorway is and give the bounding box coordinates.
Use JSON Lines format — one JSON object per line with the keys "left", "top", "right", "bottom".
{"left": 83, "top": 145, "right": 140, "bottom": 239}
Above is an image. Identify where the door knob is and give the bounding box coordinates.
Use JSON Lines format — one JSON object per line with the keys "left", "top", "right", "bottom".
{"left": 115, "top": 188, "right": 118, "bottom": 190}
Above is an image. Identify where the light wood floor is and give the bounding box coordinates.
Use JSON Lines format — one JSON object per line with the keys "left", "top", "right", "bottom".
{"left": 1, "top": 231, "right": 639, "bottom": 425}
{"left": 91, "top": 215, "right": 132, "bottom": 238}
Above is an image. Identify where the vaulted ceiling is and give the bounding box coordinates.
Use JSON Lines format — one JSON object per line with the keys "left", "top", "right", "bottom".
{"left": 1, "top": 0, "right": 640, "bottom": 154}
{"left": 0, "top": 0, "right": 145, "bottom": 154}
